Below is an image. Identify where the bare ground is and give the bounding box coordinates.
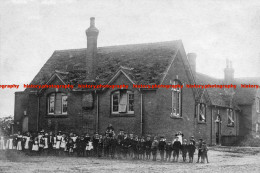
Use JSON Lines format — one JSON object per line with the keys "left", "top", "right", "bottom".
{"left": 0, "top": 147, "right": 260, "bottom": 173}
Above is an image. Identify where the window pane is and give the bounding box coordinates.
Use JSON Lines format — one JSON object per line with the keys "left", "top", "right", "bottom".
{"left": 112, "top": 94, "right": 119, "bottom": 112}
{"left": 55, "top": 93, "right": 62, "bottom": 114}
{"left": 128, "top": 93, "right": 134, "bottom": 112}
{"left": 199, "top": 104, "right": 206, "bottom": 122}
{"left": 119, "top": 92, "right": 127, "bottom": 113}
{"left": 49, "top": 95, "right": 55, "bottom": 114}
{"left": 62, "top": 95, "right": 68, "bottom": 114}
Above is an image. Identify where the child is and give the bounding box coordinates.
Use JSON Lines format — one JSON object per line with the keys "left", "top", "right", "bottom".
{"left": 0, "top": 136, "right": 5, "bottom": 150}
{"left": 181, "top": 139, "right": 188, "bottom": 162}
{"left": 140, "top": 137, "right": 146, "bottom": 160}
{"left": 165, "top": 141, "right": 173, "bottom": 162}
{"left": 66, "top": 138, "right": 74, "bottom": 156}
{"left": 145, "top": 135, "right": 152, "bottom": 160}
{"left": 86, "top": 139, "right": 93, "bottom": 157}
{"left": 16, "top": 131, "right": 23, "bottom": 151}
{"left": 151, "top": 137, "right": 158, "bottom": 161}
{"left": 32, "top": 137, "right": 39, "bottom": 155}
{"left": 188, "top": 139, "right": 196, "bottom": 163}
{"left": 197, "top": 139, "right": 203, "bottom": 163}
{"left": 158, "top": 136, "right": 166, "bottom": 161}
{"left": 201, "top": 141, "right": 209, "bottom": 163}
{"left": 172, "top": 136, "right": 181, "bottom": 162}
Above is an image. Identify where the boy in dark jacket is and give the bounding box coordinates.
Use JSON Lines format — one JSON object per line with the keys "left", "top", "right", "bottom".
{"left": 188, "top": 139, "right": 196, "bottom": 163}
{"left": 172, "top": 136, "right": 181, "bottom": 162}
{"left": 201, "top": 141, "right": 209, "bottom": 163}
{"left": 165, "top": 141, "right": 173, "bottom": 162}
{"left": 181, "top": 139, "right": 188, "bottom": 162}
{"left": 144, "top": 135, "right": 152, "bottom": 160}
{"left": 197, "top": 139, "right": 203, "bottom": 163}
{"left": 151, "top": 137, "right": 159, "bottom": 161}
{"left": 158, "top": 136, "right": 166, "bottom": 161}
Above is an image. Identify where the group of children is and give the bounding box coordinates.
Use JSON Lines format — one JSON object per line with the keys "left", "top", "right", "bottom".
{"left": 0, "top": 126, "right": 209, "bottom": 163}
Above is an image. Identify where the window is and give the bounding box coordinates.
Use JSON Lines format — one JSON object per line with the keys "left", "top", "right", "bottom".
{"left": 198, "top": 103, "right": 206, "bottom": 122}
{"left": 111, "top": 90, "right": 134, "bottom": 114}
{"left": 256, "top": 98, "right": 260, "bottom": 113}
{"left": 170, "top": 80, "right": 182, "bottom": 117}
{"left": 227, "top": 108, "right": 234, "bottom": 126}
{"left": 48, "top": 93, "right": 68, "bottom": 115}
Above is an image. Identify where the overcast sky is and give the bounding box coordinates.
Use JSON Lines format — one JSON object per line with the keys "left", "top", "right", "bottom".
{"left": 0, "top": 0, "right": 260, "bottom": 117}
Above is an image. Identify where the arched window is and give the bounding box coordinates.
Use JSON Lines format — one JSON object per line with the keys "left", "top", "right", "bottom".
{"left": 171, "top": 80, "right": 182, "bottom": 117}
{"left": 111, "top": 90, "right": 134, "bottom": 114}
{"left": 48, "top": 93, "right": 68, "bottom": 115}
{"left": 198, "top": 103, "right": 206, "bottom": 122}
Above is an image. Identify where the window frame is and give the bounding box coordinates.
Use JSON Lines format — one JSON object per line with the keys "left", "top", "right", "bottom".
{"left": 170, "top": 80, "right": 182, "bottom": 118}
{"left": 47, "top": 92, "right": 68, "bottom": 116}
{"left": 111, "top": 90, "right": 134, "bottom": 115}
{"left": 256, "top": 98, "right": 260, "bottom": 113}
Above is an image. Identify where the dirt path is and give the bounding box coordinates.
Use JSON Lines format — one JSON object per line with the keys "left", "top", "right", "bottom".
{"left": 0, "top": 149, "right": 260, "bottom": 173}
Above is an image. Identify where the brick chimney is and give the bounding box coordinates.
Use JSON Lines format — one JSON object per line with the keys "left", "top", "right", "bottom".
{"left": 224, "top": 59, "right": 234, "bottom": 85}
{"left": 85, "top": 17, "right": 99, "bottom": 82}
{"left": 187, "top": 53, "right": 197, "bottom": 79}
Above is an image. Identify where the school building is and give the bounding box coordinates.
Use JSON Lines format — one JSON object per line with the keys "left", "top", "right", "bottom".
{"left": 14, "top": 17, "right": 260, "bottom": 145}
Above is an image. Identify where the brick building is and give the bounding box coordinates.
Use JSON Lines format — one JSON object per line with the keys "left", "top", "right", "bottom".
{"left": 14, "top": 17, "right": 259, "bottom": 145}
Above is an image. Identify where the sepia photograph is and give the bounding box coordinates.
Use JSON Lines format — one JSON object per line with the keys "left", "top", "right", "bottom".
{"left": 0, "top": 0, "right": 260, "bottom": 172}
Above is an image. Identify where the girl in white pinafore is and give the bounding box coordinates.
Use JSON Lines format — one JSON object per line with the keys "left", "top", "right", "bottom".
{"left": 60, "top": 134, "right": 67, "bottom": 151}
{"left": 24, "top": 132, "right": 31, "bottom": 150}
{"left": 0, "top": 136, "right": 5, "bottom": 150}
{"left": 16, "top": 132, "right": 23, "bottom": 151}
{"left": 86, "top": 140, "right": 93, "bottom": 156}
{"left": 55, "top": 132, "right": 62, "bottom": 150}
{"left": 6, "top": 137, "right": 14, "bottom": 150}
{"left": 32, "top": 137, "right": 39, "bottom": 152}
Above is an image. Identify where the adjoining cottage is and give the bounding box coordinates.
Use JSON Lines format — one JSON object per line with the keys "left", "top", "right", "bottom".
{"left": 14, "top": 17, "right": 260, "bottom": 145}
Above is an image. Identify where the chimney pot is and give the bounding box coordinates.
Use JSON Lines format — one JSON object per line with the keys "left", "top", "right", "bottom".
{"left": 90, "top": 17, "right": 95, "bottom": 27}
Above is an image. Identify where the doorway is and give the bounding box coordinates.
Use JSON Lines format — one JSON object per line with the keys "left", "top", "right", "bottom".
{"left": 215, "top": 115, "right": 221, "bottom": 145}
{"left": 22, "top": 117, "right": 28, "bottom": 132}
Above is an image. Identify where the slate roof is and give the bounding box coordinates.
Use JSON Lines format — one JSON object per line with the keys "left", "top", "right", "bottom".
{"left": 196, "top": 72, "right": 233, "bottom": 107}
{"left": 28, "top": 41, "right": 181, "bottom": 91}
{"left": 233, "top": 77, "right": 260, "bottom": 105}
{"left": 196, "top": 72, "right": 260, "bottom": 108}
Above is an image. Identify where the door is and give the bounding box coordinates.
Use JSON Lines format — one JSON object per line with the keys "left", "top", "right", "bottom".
{"left": 215, "top": 115, "right": 221, "bottom": 145}
{"left": 22, "top": 117, "right": 28, "bottom": 132}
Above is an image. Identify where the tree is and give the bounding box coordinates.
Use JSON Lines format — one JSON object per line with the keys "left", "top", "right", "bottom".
{"left": 0, "top": 116, "right": 14, "bottom": 136}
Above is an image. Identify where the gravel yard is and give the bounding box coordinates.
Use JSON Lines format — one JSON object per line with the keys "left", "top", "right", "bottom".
{"left": 0, "top": 147, "right": 260, "bottom": 173}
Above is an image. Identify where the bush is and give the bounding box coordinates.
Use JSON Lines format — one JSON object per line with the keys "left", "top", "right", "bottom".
{"left": 0, "top": 116, "right": 14, "bottom": 136}
{"left": 238, "top": 135, "right": 260, "bottom": 147}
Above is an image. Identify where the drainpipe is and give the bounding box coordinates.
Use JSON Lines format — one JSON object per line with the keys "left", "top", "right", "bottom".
{"left": 37, "top": 94, "right": 40, "bottom": 132}
{"left": 96, "top": 92, "right": 99, "bottom": 133}
{"left": 211, "top": 106, "right": 213, "bottom": 145}
{"left": 140, "top": 92, "right": 143, "bottom": 135}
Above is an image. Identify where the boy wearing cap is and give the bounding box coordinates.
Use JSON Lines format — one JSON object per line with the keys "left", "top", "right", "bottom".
{"left": 202, "top": 141, "right": 209, "bottom": 163}
{"left": 158, "top": 136, "right": 166, "bottom": 161}
{"left": 181, "top": 139, "right": 188, "bottom": 162}
{"left": 165, "top": 141, "right": 173, "bottom": 162}
{"left": 188, "top": 139, "right": 196, "bottom": 163}
{"left": 172, "top": 136, "right": 181, "bottom": 162}
{"left": 196, "top": 139, "right": 203, "bottom": 163}
{"left": 144, "top": 135, "right": 152, "bottom": 160}
{"left": 151, "top": 137, "right": 159, "bottom": 161}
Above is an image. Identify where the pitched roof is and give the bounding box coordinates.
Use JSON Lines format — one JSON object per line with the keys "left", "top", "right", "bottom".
{"left": 27, "top": 41, "right": 181, "bottom": 91}
{"left": 196, "top": 72, "right": 232, "bottom": 107}
{"left": 196, "top": 73, "right": 260, "bottom": 107}
{"left": 233, "top": 77, "right": 260, "bottom": 105}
